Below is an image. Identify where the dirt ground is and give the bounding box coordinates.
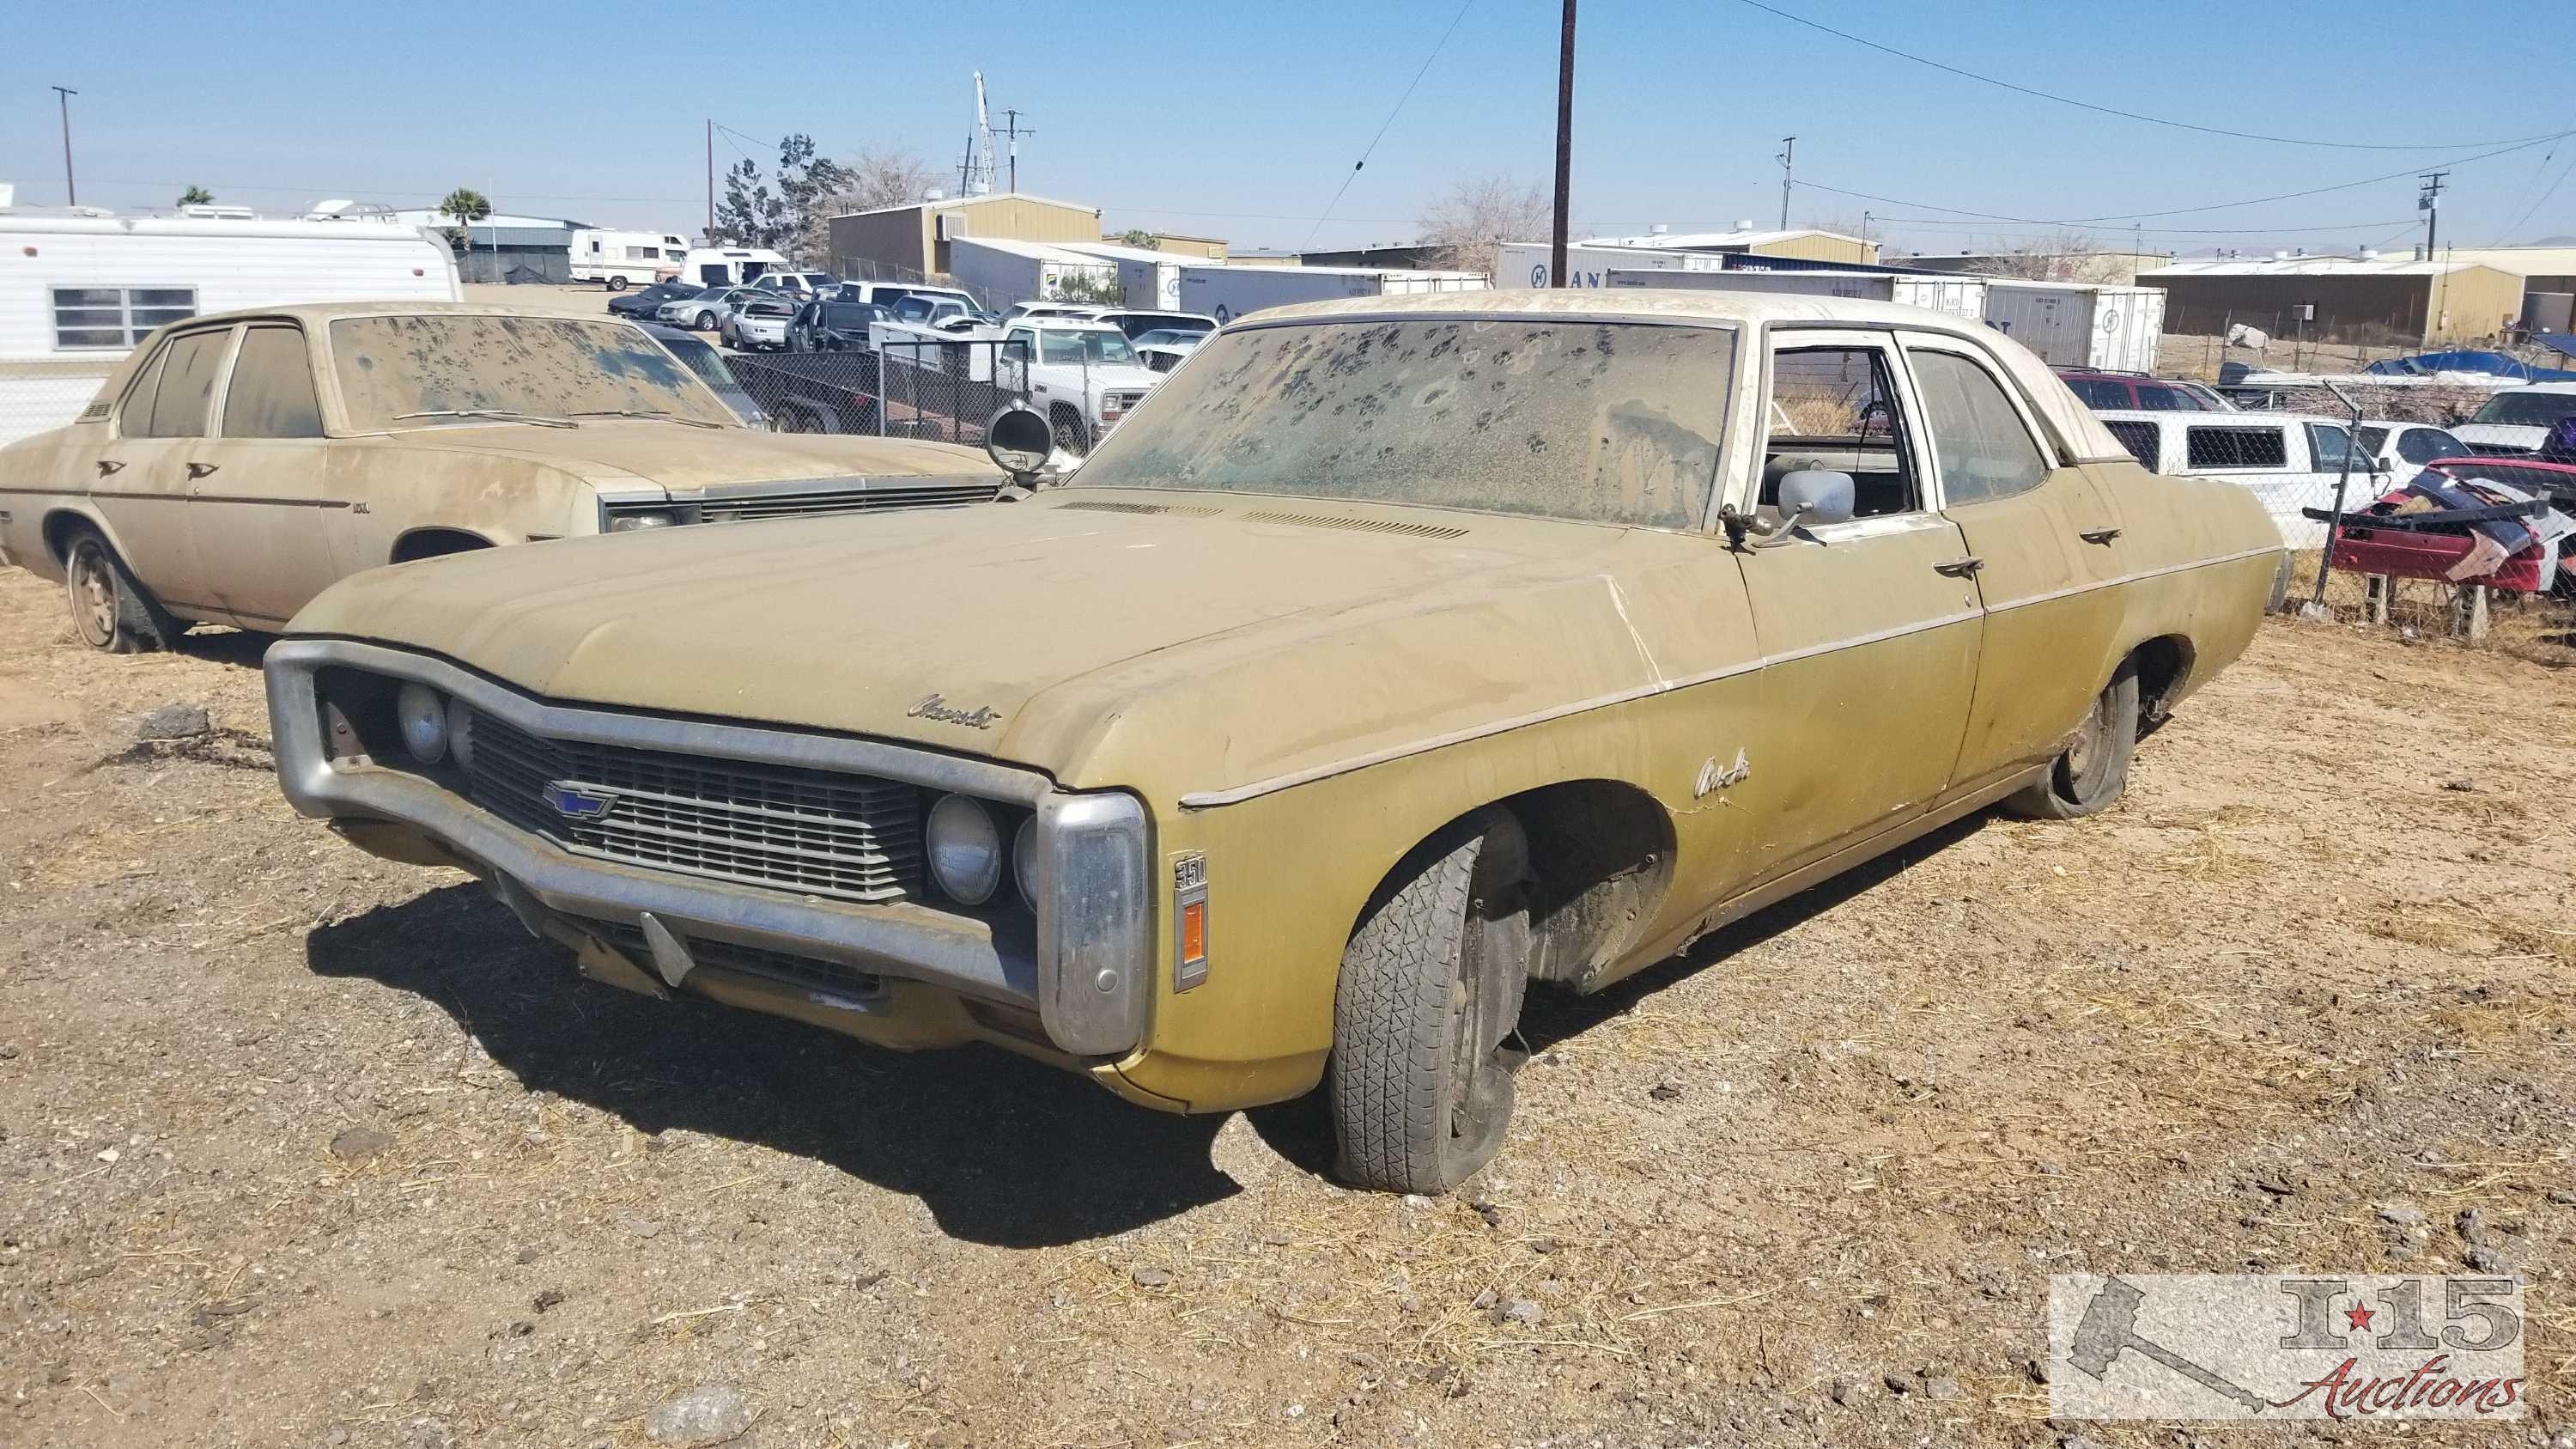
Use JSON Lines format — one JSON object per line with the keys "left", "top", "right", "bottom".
{"left": 1, "top": 565, "right": 2571, "bottom": 1449}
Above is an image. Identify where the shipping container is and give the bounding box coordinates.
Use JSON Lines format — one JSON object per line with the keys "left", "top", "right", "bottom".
{"left": 947, "top": 237, "right": 1118, "bottom": 312}
{"left": 1176, "top": 265, "right": 1488, "bottom": 325}
{"left": 1496, "top": 240, "right": 1726, "bottom": 289}
{"left": 1605, "top": 267, "right": 1988, "bottom": 323}
{"left": 1981, "top": 281, "right": 2165, "bottom": 371}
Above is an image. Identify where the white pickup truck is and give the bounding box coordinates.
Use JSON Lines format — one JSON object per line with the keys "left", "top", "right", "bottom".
{"left": 995, "top": 318, "right": 1165, "bottom": 452}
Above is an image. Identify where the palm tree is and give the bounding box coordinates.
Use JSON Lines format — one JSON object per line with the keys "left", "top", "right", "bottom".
{"left": 438, "top": 186, "right": 494, "bottom": 258}
{"left": 177, "top": 186, "right": 214, "bottom": 207}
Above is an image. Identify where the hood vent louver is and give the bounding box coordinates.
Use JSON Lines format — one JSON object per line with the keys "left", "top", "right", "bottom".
{"left": 1052, "top": 499, "right": 1223, "bottom": 518}
{"left": 1238, "top": 509, "right": 1470, "bottom": 540}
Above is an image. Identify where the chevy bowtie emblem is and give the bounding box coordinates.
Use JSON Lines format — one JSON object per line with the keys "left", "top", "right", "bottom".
{"left": 544, "top": 782, "right": 618, "bottom": 821}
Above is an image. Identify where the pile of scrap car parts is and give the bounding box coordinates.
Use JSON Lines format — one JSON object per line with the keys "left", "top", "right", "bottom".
{"left": 2312, "top": 465, "right": 2576, "bottom": 597}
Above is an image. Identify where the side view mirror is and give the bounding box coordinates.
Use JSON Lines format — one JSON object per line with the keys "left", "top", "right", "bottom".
{"left": 1776, "top": 468, "right": 1857, "bottom": 527}
{"left": 985, "top": 405, "right": 1054, "bottom": 483}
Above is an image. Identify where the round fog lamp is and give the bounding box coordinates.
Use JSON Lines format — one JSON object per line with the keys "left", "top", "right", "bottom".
{"left": 445, "top": 694, "right": 477, "bottom": 770}
{"left": 396, "top": 682, "right": 448, "bottom": 763}
{"left": 926, "top": 795, "right": 1002, "bottom": 905}
{"left": 1013, "top": 815, "right": 1038, "bottom": 910}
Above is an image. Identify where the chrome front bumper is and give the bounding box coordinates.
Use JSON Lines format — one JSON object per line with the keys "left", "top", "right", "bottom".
{"left": 264, "top": 638, "right": 1151, "bottom": 1056}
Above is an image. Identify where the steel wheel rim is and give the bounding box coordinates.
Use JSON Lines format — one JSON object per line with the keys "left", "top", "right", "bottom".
{"left": 69, "top": 544, "right": 117, "bottom": 646}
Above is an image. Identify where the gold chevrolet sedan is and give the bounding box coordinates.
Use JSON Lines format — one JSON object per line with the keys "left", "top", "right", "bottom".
{"left": 0, "top": 303, "right": 1004, "bottom": 650}
{"left": 266, "top": 291, "right": 2287, "bottom": 1192}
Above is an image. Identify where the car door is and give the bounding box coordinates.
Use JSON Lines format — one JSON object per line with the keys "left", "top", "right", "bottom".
{"left": 1734, "top": 330, "right": 1983, "bottom": 880}
{"left": 1902, "top": 340, "right": 2129, "bottom": 796}
{"left": 187, "top": 322, "right": 341, "bottom": 627}
{"left": 91, "top": 326, "right": 232, "bottom": 616}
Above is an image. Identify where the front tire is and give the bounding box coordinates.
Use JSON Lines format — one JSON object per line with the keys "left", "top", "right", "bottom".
{"left": 2005, "top": 661, "right": 2140, "bottom": 819}
{"left": 64, "top": 527, "right": 174, "bottom": 654}
{"left": 1329, "top": 813, "right": 1531, "bottom": 1194}
{"left": 606, "top": 276, "right": 629, "bottom": 291}
{"left": 696, "top": 311, "right": 717, "bottom": 332}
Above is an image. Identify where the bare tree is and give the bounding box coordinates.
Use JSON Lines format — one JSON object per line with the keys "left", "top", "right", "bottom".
{"left": 1417, "top": 175, "right": 1550, "bottom": 278}
{"left": 806, "top": 146, "right": 939, "bottom": 270}
{"left": 1960, "top": 229, "right": 2136, "bottom": 283}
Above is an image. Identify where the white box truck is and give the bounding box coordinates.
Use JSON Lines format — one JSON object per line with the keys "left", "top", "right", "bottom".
{"left": 1607, "top": 267, "right": 1988, "bottom": 323}
{"left": 0, "top": 206, "right": 459, "bottom": 448}
{"left": 568, "top": 228, "right": 690, "bottom": 289}
{"left": 671, "top": 246, "right": 793, "bottom": 289}
{"left": 1177, "top": 265, "right": 1488, "bottom": 324}
{"left": 1496, "top": 241, "right": 1728, "bottom": 289}
{"left": 1981, "top": 281, "right": 2166, "bottom": 372}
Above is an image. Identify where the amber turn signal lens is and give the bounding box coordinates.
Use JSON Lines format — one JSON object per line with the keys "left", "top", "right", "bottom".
{"left": 1179, "top": 898, "right": 1206, "bottom": 965}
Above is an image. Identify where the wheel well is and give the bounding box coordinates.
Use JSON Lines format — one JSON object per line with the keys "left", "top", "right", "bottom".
{"left": 2129, "top": 634, "right": 2194, "bottom": 725}
{"left": 390, "top": 528, "right": 495, "bottom": 564}
{"left": 1361, "top": 782, "right": 1675, "bottom": 991}
{"left": 42, "top": 509, "right": 103, "bottom": 565}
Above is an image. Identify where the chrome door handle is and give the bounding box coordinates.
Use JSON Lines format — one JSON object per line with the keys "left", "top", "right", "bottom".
{"left": 95, "top": 459, "right": 124, "bottom": 476}
{"left": 185, "top": 461, "right": 220, "bottom": 478}
{"left": 1933, "top": 556, "right": 1984, "bottom": 577}
{"left": 2080, "top": 527, "right": 2122, "bottom": 545}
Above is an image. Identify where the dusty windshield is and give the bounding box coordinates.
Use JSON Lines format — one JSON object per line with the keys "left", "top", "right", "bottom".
{"left": 331, "top": 314, "right": 731, "bottom": 430}
{"left": 1070, "top": 318, "right": 1735, "bottom": 530}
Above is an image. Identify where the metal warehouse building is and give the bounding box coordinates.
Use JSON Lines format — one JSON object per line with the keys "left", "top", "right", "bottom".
{"left": 828, "top": 194, "right": 1103, "bottom": 283}
{"left": 2137, "top": 256, "right": 2525, "bottom": 346}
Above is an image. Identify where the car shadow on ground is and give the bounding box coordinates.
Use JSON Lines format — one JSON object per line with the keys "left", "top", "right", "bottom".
{"left": 305, "top": 882, "right": 1238, "bottom": 1250}
{"left": 1244, "top": 812, "right": 1996, "bottom": 1179}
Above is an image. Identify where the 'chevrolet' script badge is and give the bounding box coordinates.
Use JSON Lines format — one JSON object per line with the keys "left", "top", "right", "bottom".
{"left": 907, "top": 693, "right": 1003, "bottom": 730}
{"left": 544, "top": 782, "right": 618, "bottom": 821}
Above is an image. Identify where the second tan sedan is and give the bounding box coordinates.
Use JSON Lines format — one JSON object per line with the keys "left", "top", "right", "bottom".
{"left": 0, "top": 302, "right": 1005, "bottom": 650}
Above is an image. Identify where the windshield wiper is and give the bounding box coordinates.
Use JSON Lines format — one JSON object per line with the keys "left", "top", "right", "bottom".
{"left": 571, "top": 410, "right": 723, "bottom": 429}
{"left": 392, "top": 409, "right": 579, "bottom": 429}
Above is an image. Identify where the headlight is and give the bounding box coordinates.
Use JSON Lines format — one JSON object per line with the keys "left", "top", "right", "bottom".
{"left": 926, "top": 794, "right": 1002, "bottom": 905}
{"left": 396, "top": 682, "right": 448, "bottom": 764}
{"left": 1013, "top": 815, "right": 1037, "bottom": 910}
{"left": 609, "top": 511, "right": 677, "bottom": 532}
{"left": 445, "top": 694, "right": 476, "bottom": 770}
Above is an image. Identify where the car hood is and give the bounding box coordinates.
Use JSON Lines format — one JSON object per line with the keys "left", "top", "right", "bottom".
{"left": 289, "top": 489, "right": 1692, "bottom": 788}
{"left": 338, "top": 419, "right": 997, "bottom": 490}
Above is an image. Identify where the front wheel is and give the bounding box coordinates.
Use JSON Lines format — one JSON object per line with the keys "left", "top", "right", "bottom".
{"left": 606, "top": 276, "right": 629, "bottom": 292}
{"left": 1329, "top": 813, "right": 1531, "bottom": 1194}
{"left": 2005, "top": 661, "right": 2140, "bottom": 819}
{"left": 64, "top": 527, "right": 175, "bottom": 654}
{"left": 696, "top": 311, "right": 717, "bottom": 331}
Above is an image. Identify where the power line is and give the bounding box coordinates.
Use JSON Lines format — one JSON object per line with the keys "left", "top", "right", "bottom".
{"left": 1798, "top": 129, "right": 2576, "bottom": 227}
{"left": 1868, "top": 215, "right": 2416, "bottom": 237}
{"left": 1730, "top": 0, "right": 2564, "bottom": 153}
{"left": 1302, "top": 0, "right": 1477, "bottom": 248}
{"left": 2494, "top": 118, "right": 2576, "bottom": 244}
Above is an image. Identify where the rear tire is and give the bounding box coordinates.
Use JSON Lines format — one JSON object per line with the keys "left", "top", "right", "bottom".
{"left": 63, "top": 527, "right": 175, "bottom": 654}
{"left": 1329, "top": 813, "right": 1531, "bottom": 1194}
{"left": 2004, "top": 661, "right": 2140, "bottom": 819}
{"left": 607, "top": 276, "right": 629, "bottom": 292}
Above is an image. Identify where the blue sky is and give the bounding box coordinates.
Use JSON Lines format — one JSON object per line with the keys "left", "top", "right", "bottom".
{"left": 5, "top": 0, "right": 2572, "bottom": 259}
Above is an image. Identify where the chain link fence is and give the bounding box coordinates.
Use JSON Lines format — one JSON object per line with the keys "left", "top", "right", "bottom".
{"left": 729, "top": 338, "right": 1039, "bottom": 447}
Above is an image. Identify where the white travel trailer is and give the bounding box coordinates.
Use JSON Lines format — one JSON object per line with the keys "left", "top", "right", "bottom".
{"left": 0, "top": 203, "right": 459, "bottom": 447}
{"left": 1607, "top": 267, "right": 1990, "bottom": 324}
{"left": 569, "top": 228, "right": 690, "bottom": 289}
{"left": 671, "top": 247, "right": 793, "bottom": 289}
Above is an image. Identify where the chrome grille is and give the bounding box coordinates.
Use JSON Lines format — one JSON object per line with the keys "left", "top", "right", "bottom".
{"left": 576, "top": 916, "right": 886, "bottom": 1000}
{"left": 463, "top": 709, "right": 923, "bottom": 904}
{"left": 698, "top": 480, "right": 1001, "bottom": 522}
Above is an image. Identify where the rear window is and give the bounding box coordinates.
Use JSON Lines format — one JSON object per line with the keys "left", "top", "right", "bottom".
{"left": 2104, "top": 419, "right": 2160, "bottom": 468}
{"left": 2185, "top": 425, "right": 2289, "bottom": 470}
{"left": 2399, "top": 429, "right": 2469, "bottom": 465}
{"left": 2063, "top": 378, "right": 2129, "bottom": 409}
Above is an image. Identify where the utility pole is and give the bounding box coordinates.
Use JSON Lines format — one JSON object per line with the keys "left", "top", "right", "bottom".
{"left": 998, "top": 107, "right": 1036, "bottom": 194}
{"left": 957, "top": 134, "right": 977, "bottom": 197}
{"left": 1550, "top": 0, "right": 1576, "bottom": 287}
{"left": 1777, "top": 136, "right": 1795, "bottom": 230}
{"left": 52, "top": 86, "right": 78, "bottom": 206}
{"left": 2417, "top": 170, "right": 2447, "bottom": 259}
{"left": 705, "top": 119, "right": 714, "bottom": 239}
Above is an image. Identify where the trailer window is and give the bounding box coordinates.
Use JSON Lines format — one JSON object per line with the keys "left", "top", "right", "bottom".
{"left": 52, "top": 286, "right": 197, "bottom": 350}
{"left": 222, "top": 326, "right": 325, "bottom": 439}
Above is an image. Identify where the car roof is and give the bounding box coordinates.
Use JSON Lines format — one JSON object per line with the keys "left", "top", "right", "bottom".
{"left": 2499, "top": 380, "right": 2576, "bottom": 394}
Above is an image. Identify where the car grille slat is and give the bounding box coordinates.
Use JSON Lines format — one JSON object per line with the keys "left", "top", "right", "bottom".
{"left": 575, "top": 916, "right": 888, "bottom": 1001}
{"left": 462, "top": 709, "right": 922, "bottom": 904}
